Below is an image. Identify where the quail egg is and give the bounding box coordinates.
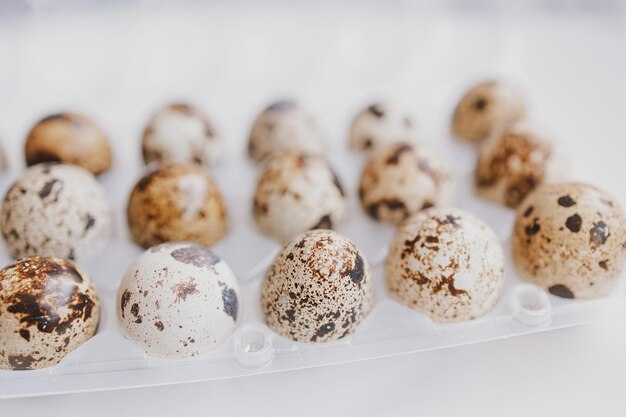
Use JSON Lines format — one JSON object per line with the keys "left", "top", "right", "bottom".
{"left": 25, "top": 112, "right": 112, "bottom": 175}
{"left": 475, "top": 123, "right": 565, "bottom": 208}
{"left": 348, "top": 101, "right": 417, "bottom": 152}
{"left": 0, "top": 257, "right": 100, "bottom": 370}
{"left": 142, "top": 103, "right": 220, "bottom": 168}
{"left": 262, "top": 229, "right": 373, "bottom": 343}
{"left": 117, "top": 242, "right": 240, "bottom": 358}
{"left": 451, "top": 81, "right": 525, "bottom": 144}
{"left": 386, "top": 208, "right": 505, "bottom": 322}
{"left": 248, "top": 100, "right": 325, "bottom": 163}
{"left": 0, "top": 163, "right": 112, "bottom": 260}
{"left": 127, "top": 164, "right": 227, "bottom": 249}
{"left": 512, "top": 182, "right": 626, "bottom": 299}
{"left": 253, "top": 151, "right": 347, "bottom": 244}
{"left": 358, "top": 142, "right": 452, "bottom": 226}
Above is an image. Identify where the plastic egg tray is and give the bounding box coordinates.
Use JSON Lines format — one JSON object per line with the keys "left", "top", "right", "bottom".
{"left": 0, "top": 0, "right": 624, "bottom": 398}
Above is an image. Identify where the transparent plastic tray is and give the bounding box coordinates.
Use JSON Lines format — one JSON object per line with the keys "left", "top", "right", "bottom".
{"left": 0, "top": 0, "right": 624, "bottom": 399}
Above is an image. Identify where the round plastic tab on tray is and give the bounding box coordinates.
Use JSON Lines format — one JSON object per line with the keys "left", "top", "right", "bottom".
{"left": 509, "top": 284, "right": 552, "bottom": 326}
{"left": 234, "top": 324, "right": 275, "bottom": 368}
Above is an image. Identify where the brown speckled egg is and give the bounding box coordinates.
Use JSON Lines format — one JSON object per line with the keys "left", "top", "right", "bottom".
{"left": 25, "top": 113, "right": 112, "bottom": 175}
{"left": 142, "top": 103, "right": 220, "bottom": 168}
{"left": 348, "top": 102, "right": 417, "bottom": 151}
{"left": 248, "top": 100, "right": 325, "bottom": 163}
{"left": 358, "top": 142, "right": 452, "bottom": 226}
{"left": 1, "top": 163, "right": 112, "bottom": 260}
{"left": 387, "top": 208, "right": 505, "bottom": 322}
{"left": 451, "top": 81, "right": 525, "bottom": 144}
{"left": 253, "top": 151, "right": 347, "bottom": 244}
{"left": 127, "top": 164, "right": 227, "bottom": 249}
{"left": 261, "top": 229, "right": 373, "bottom": 343}
{"left": 512, "top": 183, "right": 626, "bottom": 299}
{"left": 475, "top": 123, "right": 565, "bottom": 208}
{"left": 0, "top": 257, "right": 99, "bottom": 370}
{"left": 117, "top": 242, "right": 240, "bottom": 358}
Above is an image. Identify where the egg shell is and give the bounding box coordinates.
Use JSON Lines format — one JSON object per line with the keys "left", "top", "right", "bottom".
{"left": 248, "top": 100, "right": 325, "bottom": 163}
{"left": 348, "top": 102, "right": 417, "bottom": 151}
{"left": 475, "top": 123, "right": 565, "bottom": 208}
{"left": 25, "top": 112, "right": 112, "bottom": 175}
{"left": 0, "top": 257, "right": 100, "bottom": 370}
{"left": 261, "top": 229, "right": 373, "bottom": 343}
{"left": 451, "top": 81, "right": 525, "bottom": 144}
{"left": 253, "top": 151, "right": 347, "bottom": 244}
{"left": 0, "top": 163, "right": 112, "bottom": 260}
{"left": 127, "top": 164, "right": 228, "bottom": 249}
{"left": 142, "top": 103, "right": 220, "bottom": 168}
{"left": 358, "top": 141, "right": 453, "bottom": 226}
{"left": 116, "top": 242, "right": 240, "bottom": 358}
{"left": 386, "top": 208, "right": 505, "bottom": 322}
{"left": 512, "top": 182, "right": 626, "bottom": 299}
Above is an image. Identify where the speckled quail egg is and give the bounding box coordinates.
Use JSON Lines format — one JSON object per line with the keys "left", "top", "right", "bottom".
{"left": 25, "top": 112, "right": 112, "bottom": 175}
{"left": 1, "top": 163, "right": 112, "bottom": 260}
{"left": 475, "top": 123, "right": 565, "bottom": 208}
{"left": 348, "top": 102, "right": 417, "bottom": 152}
{"left": 248, "top": 100, "right": 325, "bottom": 163}
{"left": 253, "top": 151, "right": 347, "bottom": 244}
{"left": 387, "top": 208, "right": 505, "bottom": 322}
{"left": 358, "top": 142, "right": 453, "bottom": 226}
{"left": 261, "top": 229, "right": 373, "bottom": 343}
{"left": 451, "top": 81, "right": 525, "bottom": 144}
{"left": 117, "top": 242, "right": 240, "bottom": 358}
{"left": 142, "top": 103, "right": 220, "bottom": 168}
{"left": 127, "top": 164, "right": 227, "bottom": 249}
{"left": 512, "top": 183, "right": 626, "bottom": 299}
{"left": 0, "top": 257, "right": 99, "bottom": 370}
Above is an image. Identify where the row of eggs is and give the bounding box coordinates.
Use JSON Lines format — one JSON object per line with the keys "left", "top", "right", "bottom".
{"left": 1, "top": 81, "right": 625, "bottom": 371}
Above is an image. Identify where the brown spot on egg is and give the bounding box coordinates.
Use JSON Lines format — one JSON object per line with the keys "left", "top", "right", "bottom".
{"left": 565, "top": 214, "right": 582, "bottom": 233}
{"left": 558, "top": 196, "right": 576, "bottom": 207}
{"left": 589, "top": 221, "right": 609, "bottom": 247}
{"left": 171, "top": 279, "right": 199, "bottom": 303}
{"left": 311, "top": 214, "right": 332, "bottom": 230}
{"left": 120, "top": 290, "right": 131, "bottom": 318}
{"left": 549, "top": 284, "right": 575, "bottom": 299}
{"left": 170, "top": 245, "right": 219, "bottom": 268}
{"left": 312, "top": 322, "right": 335, "bottom": 341}
{"left": 599, "top": 260, "right": 609, "bottom": 271}
{"left": 38, "top": 179, "right": 60, "bottom": 199}
{"left": 385, "top": 143, "right": 413, "bottom": 165}
{"left": 525, "top": 221, "right": 541, "bottom": 236}
{"left": 8, "top": 354, "right": 37, "bottom": 370}
{"left": 19, "top": 329, "right": 31, "bottom": 341}
{"left": 154, "top": 321, "right": 164, "bottom": 331}
{"left": 341, "top": 252, "right": 365, "bottom": 285}
{"left": 367, "top": 198, "right": 407, "bottom": 220}
{"left": 523, "top": 206, "right": 534, "bottom": 218}
{"left": 368, "top": 104, "right": 385, "bottom": 118}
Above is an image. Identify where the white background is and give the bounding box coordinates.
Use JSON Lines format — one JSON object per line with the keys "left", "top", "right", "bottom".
{"left": 1, "top": 1, "right": 626, "bottom": 415}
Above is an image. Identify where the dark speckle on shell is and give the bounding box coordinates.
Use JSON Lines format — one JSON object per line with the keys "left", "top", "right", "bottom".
{"left": 341, "top": 252, "right": 365, "bottom": 284}
{"left": 558, "top": 196, "right": 576, "bottom": 207}
{"left": 549, "top": 284, "right": 575, "bottom": 299}
{"left": 170, "top": 245, "right": 220, "bottom": 268}
{"left": 565, "top": 214, "right": 582, "bottom": 233}
{"left": 221, "top": 287, "right": 238, "bottom": 321}
{"left": 589, "top": 221, "right": 609, "bottom": 247}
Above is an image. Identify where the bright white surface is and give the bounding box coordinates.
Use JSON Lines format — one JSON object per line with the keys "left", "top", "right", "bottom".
{"left": 2, "top": 313, "right": 626, "bottom": 416}
{"left": 0, "top": 1, "right": 625, "bottom": 414}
